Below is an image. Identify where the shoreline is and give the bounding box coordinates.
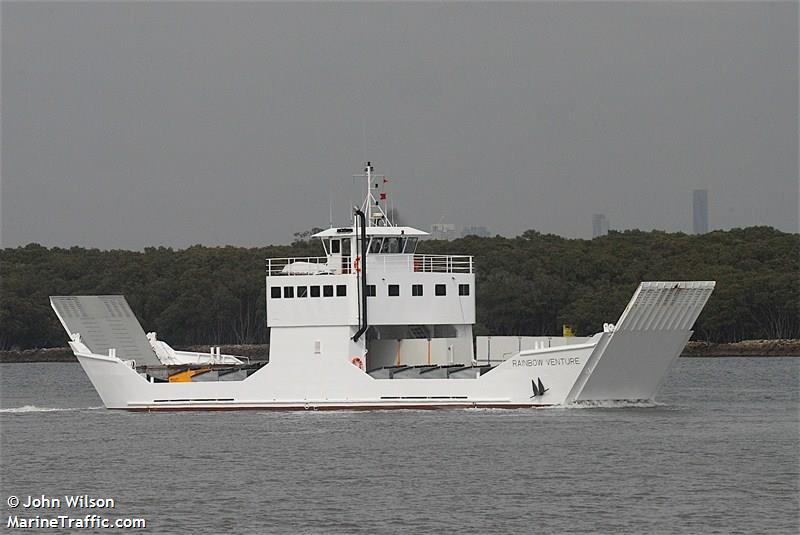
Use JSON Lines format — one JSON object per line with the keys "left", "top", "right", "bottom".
{"left": 680, "top": 339, "right": 800, "bottom": 358}
{"left": 1, "top": 340, "right": 798, "bottom": 363}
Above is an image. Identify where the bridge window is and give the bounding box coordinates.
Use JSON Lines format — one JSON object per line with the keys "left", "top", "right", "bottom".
{"left": 323, "top": 285, "right": 334, "bottom": 297}
{"left": 297, "top": 286, "right": 308, "bottom": 298}
{"left": 310, "top": 286, "right": 320, "bottom": 297}
{"left": 368, "top": 238, "right": 383, "bottom": 254}
{"left": 412, "top": 284, "right": 423, "bottom": 296}
{"left": 336, "top": 285, "right": 347, "bottom": 297}
{"left": 283, "top": 287, "right": 294, "bottom": 298}
{"left": 388, "top": 284, "right": 400, "bottom": 296}
{"left": 330, "top": 239, "right": 341, "bottom": 254}
{"left": 381, "top": 237, "right": 402, "bottom": 253}
{"left": 271, "top": 287, "right": 281, "bottom": 298}
{"left": 366, "top": 285, "right": 376, "bottom": 297}
{"left": 459, "top": 284, "right": 470, "bottom": 296}
{"left": 403, "top": 237, "right": 418, "bottom": 253}
{"left": 435, "top": 284, "right": 446, "bottom": 296}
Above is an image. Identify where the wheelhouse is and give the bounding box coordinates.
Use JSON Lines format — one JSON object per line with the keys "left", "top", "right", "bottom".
{"left": 315, "top": 227, "right": 424, "bottom": 258}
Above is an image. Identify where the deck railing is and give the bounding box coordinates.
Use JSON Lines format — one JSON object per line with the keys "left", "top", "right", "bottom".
{"left": 266, "top": 254, "right": 473, "bottom": 276}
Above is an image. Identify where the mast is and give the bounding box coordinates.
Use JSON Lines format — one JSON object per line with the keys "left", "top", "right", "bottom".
{"left": 353, "top": 161, "right": 392, "bottom": 227}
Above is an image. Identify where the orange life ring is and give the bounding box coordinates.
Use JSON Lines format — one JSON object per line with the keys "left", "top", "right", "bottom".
{"left": 351, "top": 356, "right": 364, "bottom": 370}
{"left": 353, "top": 256, "right": 361, "bottom": 273}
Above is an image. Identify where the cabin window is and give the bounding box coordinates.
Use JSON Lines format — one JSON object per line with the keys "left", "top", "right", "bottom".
{"left": 323, "top": 285, "right": 334, "bottom": 297}
{"left": 284, "top": 287, "right": 294, "bottom": 298}
{"left": 381, "top": 237, "right": 402, "bottom": 253}
{"left": 368, "top": 238, "right": 383, "bottom": 254}
{"left": 341, "top": 238, "right": 351, "bottom": 256}
{"left": 403, "top": 237, "right": 419, "bottom": 253}
{"left": 459, "top": 284, "right": 470, "bottom": 296}
{"left": 297, "top": 286, "right": 308, "bottom": 298}
{"left": 310, "top": 286, "right": 321, "bottom": 297}
{"left": 412, "top": 284, "right": 423, "bottom": 296}
{"left": 435, "top": 284, "right": 446, "bottom": 296}
{"left": 388, "top": 284, "right": 400, "bottom": 296}
{"left": 271, "top": 287, "right": 281, "bottom": 298}
{"left": 336, "top": 285, "right": 347, "bottom": 297}
{"left": 330, "top": 239, "right": 341, "bottom": 254}
{"left": 366, "top": 285, "right": 376, "bottom": 297}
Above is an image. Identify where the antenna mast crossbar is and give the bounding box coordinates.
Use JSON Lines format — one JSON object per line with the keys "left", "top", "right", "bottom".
{"left": 353, "top": 161, "right": 393, "bottom": 227}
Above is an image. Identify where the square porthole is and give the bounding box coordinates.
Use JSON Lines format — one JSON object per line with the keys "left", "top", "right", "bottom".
{"left": 435, "top": 284, "right": 446, "bottom": 296}
{"left": 412, "top": 284, "right": 423, "bottom": 296}
{"left": 388, "top": 284, "right": 400, "bottom": 296}
{"left": 271, "top": 287, "right": 281, "bottom": 298}
{"left": 323, "top": 285, "right": 334, "bottom": 297}
{"left": 297, "top": 286, "right": 308, "bottom": 298}
{"left": 310, "top": 286, "right": 320, "bottom": 297}
{"left": 336, "top": 285, "right": 347, "bottom": 297}
{"left": 283, "top": 287, "right": 294, "bottom": 298}
{"left": 459, "top": 284, "right": 470, "bottom": 296}
{"left": 366, "top": 285, "right": 376, "bottom": 297}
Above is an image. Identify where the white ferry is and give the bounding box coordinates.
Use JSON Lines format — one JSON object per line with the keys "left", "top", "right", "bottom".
{"left": 51, "top": 163, "right": 715, "bottom": 411}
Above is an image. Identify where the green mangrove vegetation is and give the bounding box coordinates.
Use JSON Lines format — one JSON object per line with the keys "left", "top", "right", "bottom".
{"left": 1, "top": 226, "right": 797, "bottom": 349}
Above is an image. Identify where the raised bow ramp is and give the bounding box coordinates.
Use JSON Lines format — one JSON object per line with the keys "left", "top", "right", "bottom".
{"left": 566, "top": 281, "right": 715, "bottom": 403}
{"left": 50, "top": 296, "right": 162, "bottom": 367}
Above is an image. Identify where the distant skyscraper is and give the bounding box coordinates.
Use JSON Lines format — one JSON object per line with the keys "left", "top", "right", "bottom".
{"left": 693, "top": 189, "right": 709, "bottom": 234}
{"left": 592, "top": 214, "right": 609, "bottom": 238}
{"left": 430, "top": 223, "right": 457, "bottom": 241}
{"left": 461, "top": 225, "right": 490, "bottom": 238}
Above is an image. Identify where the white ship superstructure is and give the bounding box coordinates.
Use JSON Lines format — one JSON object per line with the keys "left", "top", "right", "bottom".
{"left": 51, "top": 163, "right": 715, "bottom": 411}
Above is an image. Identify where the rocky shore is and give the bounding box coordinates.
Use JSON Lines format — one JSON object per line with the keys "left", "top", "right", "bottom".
{"left": 681, "top": 339, "right": 800, "bottom": 357}
{"left": 1, "top": 340, "right": 798, "bottom": 363}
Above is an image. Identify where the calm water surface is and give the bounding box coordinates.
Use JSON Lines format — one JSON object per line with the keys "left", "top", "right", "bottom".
{"left": 1, "top": 358, "right": 798, "bottom": 534}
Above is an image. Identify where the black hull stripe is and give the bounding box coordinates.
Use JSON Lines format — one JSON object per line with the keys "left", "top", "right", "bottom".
{"left": 121, "top": 403, "right": 553, "bottom": 412}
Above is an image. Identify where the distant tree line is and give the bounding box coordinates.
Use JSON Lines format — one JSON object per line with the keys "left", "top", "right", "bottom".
{"left": 1, "top": 226, "right": 797, "bottom": 350}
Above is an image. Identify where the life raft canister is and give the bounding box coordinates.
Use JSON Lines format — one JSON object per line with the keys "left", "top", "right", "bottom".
{"left": 353, "top": 255, "right": 361, "bottom": 273}
{"left": 351, "top": 356, "right": 364, "bottom": 370}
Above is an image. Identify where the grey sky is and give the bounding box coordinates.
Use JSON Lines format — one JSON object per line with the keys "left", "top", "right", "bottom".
{"left": 2, "top": 1, "right": 797, "bottom": 249}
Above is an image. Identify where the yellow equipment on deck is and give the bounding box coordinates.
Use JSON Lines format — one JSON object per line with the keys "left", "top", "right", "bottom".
{"left": 168, "top": 368, "right": 212, "bottom": 383}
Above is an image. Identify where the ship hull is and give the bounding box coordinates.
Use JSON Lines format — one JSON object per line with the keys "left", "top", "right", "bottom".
{"left": 63, "top": 281, "right": 715, "bottom": 411}
{"left": 73, "top": 342, "right": 593, "bottom": 411}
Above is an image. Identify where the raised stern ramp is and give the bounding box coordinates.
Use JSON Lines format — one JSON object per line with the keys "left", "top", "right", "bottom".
{"left": 567, "top": 281, "right": 716, "bottom": 403}
{"left": 50, "top": 295, "right": 162, "bottom": 366}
